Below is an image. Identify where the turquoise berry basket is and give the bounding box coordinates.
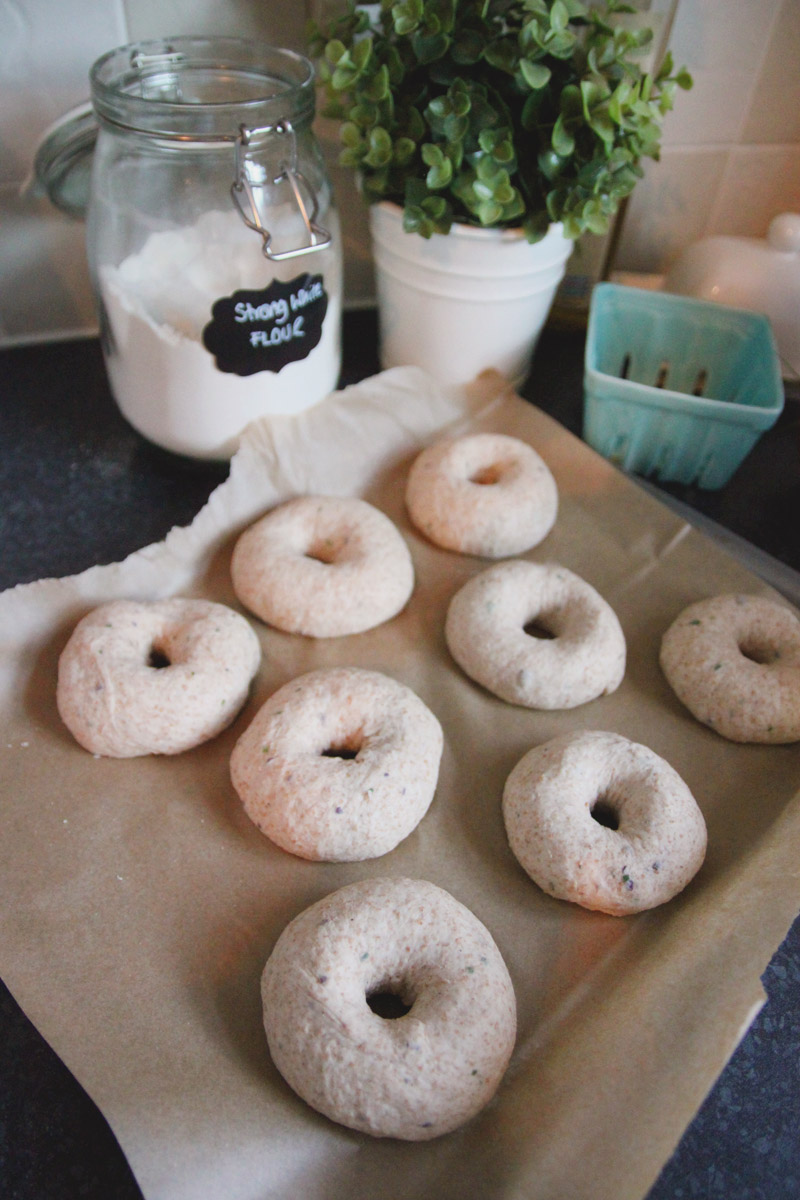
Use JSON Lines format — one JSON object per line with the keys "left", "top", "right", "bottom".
{"left": 583, "top": 283, "right": 784, "bottom": 489}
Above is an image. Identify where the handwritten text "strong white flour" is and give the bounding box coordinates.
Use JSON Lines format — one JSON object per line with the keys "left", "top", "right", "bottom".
{"left": 234, "top": 280, "right": 324, "bottom": 348}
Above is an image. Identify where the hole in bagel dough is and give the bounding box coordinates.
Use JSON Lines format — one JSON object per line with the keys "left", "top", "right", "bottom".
{"left": 523, "top": 615, "right": 557, "bottom": 640}
{"left": 367, "top": 987, "right": 413, "bottom": 1020}
{"left": 739, "top": 636, "right": 781, "bottom": 665}
{"left": 304, "top": 533, "right": 347, "bottom": 564}
{"left": 321, "top": 744, "right": 360, "bottom": 760}
{"left": 147, "top": 646, "right": 171, "bottom": 669}
{"left": 470, "top": 463, "right": 504, "bottom": 486}
{"left": 591, "top": 796, "right": 620, "bottom": 830}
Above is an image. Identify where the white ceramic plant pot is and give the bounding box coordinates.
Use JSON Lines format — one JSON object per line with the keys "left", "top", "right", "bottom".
{"left": 369, "top": 200, "right": 573, "bottom": 387}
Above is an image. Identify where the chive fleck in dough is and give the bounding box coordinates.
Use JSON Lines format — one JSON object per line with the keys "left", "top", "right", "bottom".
{"left": 56, "top": 598, "right": 261, "bottom": 757}
{"left": 261, "top": 876, "right": 517, "bottom": 1139}
{"left": 231, "top": 495, "right": 414, "bottom": 637}
{"left": 230, "top": 667, "right": 443, "bottom": 861}
{"left": 659, "top": 593, "right": 800, "bottom": 743}
{"left": 405, "top": 432, "right": 558, "bottom": 557}
{"left": 503, "top": 730, "right": 707, "bottom": 915}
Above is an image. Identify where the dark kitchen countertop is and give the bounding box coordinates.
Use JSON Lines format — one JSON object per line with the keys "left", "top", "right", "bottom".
{"left": 1, "top": 309, "right": 799, "bottom": 1199}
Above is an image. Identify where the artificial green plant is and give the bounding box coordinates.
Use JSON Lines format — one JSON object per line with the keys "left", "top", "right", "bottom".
{"left": 308, "top": 0, "right": 691, "bottom": 240}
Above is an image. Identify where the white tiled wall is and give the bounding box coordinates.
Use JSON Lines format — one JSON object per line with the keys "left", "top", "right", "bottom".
{"left": 1, "top": 0, "right": 799, "bottom": 346}
{"left": 615, "top": 0, "right": 800, "bottom": 272}
{"left": 0, "top": 0, "right": 128, "bottom": 342}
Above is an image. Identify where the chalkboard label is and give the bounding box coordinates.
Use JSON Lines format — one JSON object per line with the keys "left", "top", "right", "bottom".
{"left": 202, "top": 273, "right": 328, "bottom": 377}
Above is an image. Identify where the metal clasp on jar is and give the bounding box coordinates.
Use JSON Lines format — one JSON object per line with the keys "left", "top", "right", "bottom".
{"left": 231, "top": 121, "right": 331, "bottom": 261}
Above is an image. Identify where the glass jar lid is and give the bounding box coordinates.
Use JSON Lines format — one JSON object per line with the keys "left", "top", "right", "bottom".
{"left": 33, "top": 101, "right": 97, "bottom": 218}
{"left": 90, "top": 36, "right": 316, "bottom": 140}
{"left": 33, "top": 38, "right": 319, "bottom": 221}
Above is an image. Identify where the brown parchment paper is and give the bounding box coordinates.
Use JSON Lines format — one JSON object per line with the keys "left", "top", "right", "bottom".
{"left": 1, "top": 367, "right": 799, "bottom": 1200}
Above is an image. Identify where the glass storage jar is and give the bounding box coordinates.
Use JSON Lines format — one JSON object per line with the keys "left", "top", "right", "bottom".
{"left": 88, "top": 37, "right": 342, "bottom": 459}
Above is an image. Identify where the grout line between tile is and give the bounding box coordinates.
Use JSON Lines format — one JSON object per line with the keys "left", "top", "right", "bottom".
{"left": 731, "top": 0, "right": 785, "bottom": 145}
{"left": 116, "top": 0, "right": 133, "bottom": 43}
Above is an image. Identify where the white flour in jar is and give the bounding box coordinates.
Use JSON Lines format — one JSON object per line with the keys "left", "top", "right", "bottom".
{"left": 99, "top": 209, "right": 342, "bottom": 459}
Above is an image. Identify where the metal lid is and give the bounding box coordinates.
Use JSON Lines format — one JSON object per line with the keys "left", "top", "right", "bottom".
{"left": 33, "top": 101, "right": 97, "bottom": 219}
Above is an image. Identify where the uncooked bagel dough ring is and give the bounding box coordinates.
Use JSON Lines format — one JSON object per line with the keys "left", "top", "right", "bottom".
{"left": 445, "top": 560, "right": 626, "bottom": 708}
{"left": 659, "top": 593, "right": 800, "bottom": 743}
{"left": 56, "top": 598, "right": 261, "bottom": 757}
{"left": 405, "top": 432, "right": 558, "bottom": 557}
{"left": 230, "top": 495, "right": 414, "bottom": 638}
{"left": 261, "top": 876, "right": 517, "bottom": 1139}
{"left": 502, "top": 730, "right": 707, "bottom": 916}
{"left": 230, "top": 666, "right": 443, "bottom": 861}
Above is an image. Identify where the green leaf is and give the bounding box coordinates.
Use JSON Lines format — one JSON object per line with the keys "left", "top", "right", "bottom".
{"left": 522, "top": 210, "right": 551, "bottom": 242}
{"left": 560, "top": 83, "right": 583, "bottom": 120}
{"left": 494, "top": 179, "right": 515, "bottom": 204}
{"left": 362, "top": 63, "right": 391, "bottom": 102}
{"left": 444, "top": 112, "right": 469, "bottom": 141}
{"left": 324, "top": 39, "right": 347, "bottom": 66}
{"left": 423, "top": 194, "right": 448, "bottom": 219}
{"left": 352, "top": 38, "right": 372, "bottom": 70}
{"left": 587, "top": 104, "right": 615, "bottom": 145}
{"left": 350, "top": 101, "right": 379, "bottom": 127}
{"left": 608, "top": 80, "right": 631, "bottom": 125}
{"left": 421, "top": 142, "right": 454, "bottom": 187}
{"left": 427, "top": 159, "right": 453, "bottom": 188}
{"left": 339, "top": 146, "right": 363, "bottom": 169}
{"left": 421, "top": 142, "right": 445, "bottom": 166}
{"left": 542, "top": 28, "right": 576, "bottom": 58}
{"left": 340, "top": 121, "right": 363, "bottom": 148}
{"left": 392, "top": 136, "right": 417, "bottom": 165}
{"left": 362, "top": 167, "right": 391, "bottom": 199}
{"left": 392, "top": 0, "right": 424, "bottom": 37}
{"left": 482, "top": 133, "right": 514, "bottom": 164}
{"left": 550, "top": 1, "right": 570, "bottom": 33}
{"left": 474, "top": 155, "right": 502, "bottom": 184}
{"left": 451, "top": 84, "right": 473, "bottom": 119}
{"left": 484, "top": 39, "right": 518, "bottom": 73}
{"left": 363, "top": 125, "right": 393, "bottom": 167}
{"left": 520, "top": 15, "right": 545, "bottom": 55}
{"left": 576, "top": 157, "right": 605, "bottom": 188}
{"left": 538, "top": 148, "right": 566, "bottom": 181}
{"left": 582, "top": 200, "right": 610, "bottom": 233}
{"left": 521, "top": 0, "right": 551, "bottom": 19}
{"left": 402, "top": 183, "right": 453, "bottom": 237}
{"left": 404, "top": 177, "right": 428, "bottom": 207}
{"left": 561, "top": 212, "right": 584, "bottom": 239}
{"left": 580, "top": 78, "right": 608, "bottom": 117}
{"left": 384, "top": 45, "right": 405, "bottom": 84}
{"left": 521, "top": 90, "right": 546, "bottom": 130}
{"left": 412, "top": 31, "right": 451, "bottom": 63}
{"left": 551, "top": 113, "right": 575, "bottom": 156}
{"left": 402, "top": 105, "right": 426, "bottom": 141}
{"left": 519, "top": 58, "right": 551, "bottom": 90}
{"left": 655, "top": 49, "right": 674, "bottom": 82}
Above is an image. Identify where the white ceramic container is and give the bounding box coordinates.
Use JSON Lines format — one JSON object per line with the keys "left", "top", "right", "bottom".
{"left": 664, "top": 213, "right": 800, "bottom": 381}
{"left": 369, "top": 201, "right": 572, "bottom": 388}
